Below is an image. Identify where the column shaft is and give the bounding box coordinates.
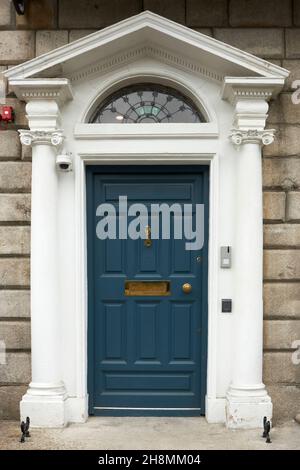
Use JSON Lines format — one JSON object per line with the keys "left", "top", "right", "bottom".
{"left": 233, "top": 142, "right": 264, "bottom": 388}
{"left": 19, "top": 127, "right": 67, "bottom": 427}
{"left": 226, "top": 129, "right": 274, "bottom": 429}
{"left": 30, "top": 143, "right": 62, "bottom": 388}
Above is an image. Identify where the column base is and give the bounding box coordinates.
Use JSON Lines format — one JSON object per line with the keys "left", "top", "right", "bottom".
{"left": 20, "top": 382, "right": 67, "bottom": 427}
{"left": 226, "top": 385, "right": 273, "bottom": 429}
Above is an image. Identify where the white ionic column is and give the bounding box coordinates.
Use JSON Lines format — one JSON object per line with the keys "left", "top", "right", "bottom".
{"left": 226, "top": 123, "right": 274, "bottom": 428}
{"left": 18, "top": 100, "right": 67, "bottom": 427}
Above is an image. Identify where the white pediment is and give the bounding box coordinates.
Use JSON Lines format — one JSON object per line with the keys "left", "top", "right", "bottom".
{"left": 4, "top": 11, "right": 288, "bottom": 82}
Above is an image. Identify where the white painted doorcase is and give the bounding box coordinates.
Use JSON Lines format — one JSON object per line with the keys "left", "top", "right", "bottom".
{"left": 4, "top": 11, "right": 289, "bottom": 428}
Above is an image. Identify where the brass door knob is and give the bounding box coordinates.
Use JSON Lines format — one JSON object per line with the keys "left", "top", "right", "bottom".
{"left": 182, "top": 283, "right": 192, "bottom": 294}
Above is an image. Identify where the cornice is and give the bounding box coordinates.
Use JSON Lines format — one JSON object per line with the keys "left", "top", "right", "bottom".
{"left": 229, "top": 128, "right": 275, "bottom": 147}
{"left": 69, "top": 45, "right": 224, "bottom": 84}
{"left": 9, "top": 79, "right": 73, "bottom": 106}
{"left": 3, "top": 11, "right": 289, "bottom": 81}
{"left": 221, "top": 77, "right": 285, "bottom": 105}
{"left": 19, "top": 130, "right": 65, "bottom": 147}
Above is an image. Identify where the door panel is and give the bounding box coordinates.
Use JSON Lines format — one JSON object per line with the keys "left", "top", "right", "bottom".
{"left": 87, "top": 166, "right": 209, "bottom": 415}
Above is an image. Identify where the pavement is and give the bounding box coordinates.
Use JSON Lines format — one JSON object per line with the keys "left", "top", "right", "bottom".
{"left": 0, "top": 417, "right": 300, "bottom": 450}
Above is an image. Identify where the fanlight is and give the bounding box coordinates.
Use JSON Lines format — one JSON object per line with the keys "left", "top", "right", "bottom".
{"left": 90, "top": 83, "right": 205, "bottom": 124}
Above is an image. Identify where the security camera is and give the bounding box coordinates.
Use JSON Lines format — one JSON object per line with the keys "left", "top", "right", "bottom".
{"left": 56, "top": 153, "right": 73, "bottom": 172}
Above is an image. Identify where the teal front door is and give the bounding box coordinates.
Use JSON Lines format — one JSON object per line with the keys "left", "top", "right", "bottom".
{"left": 87, "top": 166, "right": 209, "bottom": 416}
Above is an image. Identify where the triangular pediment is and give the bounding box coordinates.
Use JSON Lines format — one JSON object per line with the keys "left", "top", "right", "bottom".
{"left": 4, "top": 11, "right": 288, "bottom": 82}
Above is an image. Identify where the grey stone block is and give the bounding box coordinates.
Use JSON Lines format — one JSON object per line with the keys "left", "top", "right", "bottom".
{"left": 264, "top": 125, "right": 300, "bottom": 157}
{"left": 0, "top": 0, "right": 12, "bottom": 27}
{"left": 0, "top": 195, "right": 31, "bottom": 222}
{"left": 187, "top": 0, "right": 228, "bottom": 27}
{"left": 59, "top": 0, "right": 141, "bottom": 29}
{"left": 264, "top": 249, "right": 300, "bottom": 281}
{"left": 0, "top": 321, "right": 31, "bottom": 350}
{"left": 214, "top": 28, "right": 284, "bottom": 59}
{"left": 267, "top": 385, "right": 300, "bottom": 424}
{"left": 263, "top": 158, "right": 300, "bottom": 189}
{"left": 263, "top": 192, "right": 286, "bottom": 222}
{"left": 286, "top": 29, "right": 300, "bottom": 59}
{"left": 229, "top": 0, "right": 292, "bottom": 27}
{"left": 0, "top": 290, "right": 30, "bottom": 318}
{"left": 0, "top": 226, "right": 30, "bottom": 255}
{"left": 0, "top": 385, "right": 27, "bottom": 420}
{"left": 36, "top": 30, "right": 68, "bottom": 56}
{"left": 0, "top": 131, "right": 21, "bottom": 160}
{"left": 264, "top": 283, "right": 300, "bottom": 319}
{"left": 264, "top": 320, "right": 300, "bottom": 349}
{"left": 0, "top": 352, "right": 31, "bottom": 383}
{"left": 263, "top": 351, "right": 298, "bottom": 384}
{"left": 0, "top": 31, "right": 34, "bottom": 65}
{"left": 144, "top": 0, "right": 185, "bottom": 24}
{"left": 264, "top": 224, "right": 300, "bottom": 247}
{"left": 0, "top": 162, "right": 31, "bottom": 192}
{"left": 69, "top": 30, "right": 97, "bottom": 42}
{"left": 287, "top": 192, "right": 300, "bottom": 221}
{"left": 268, "top": 93, "right": 300, "bottom": 124}
{"left": 0, "top": 259, "right": 30, "bottom": 287}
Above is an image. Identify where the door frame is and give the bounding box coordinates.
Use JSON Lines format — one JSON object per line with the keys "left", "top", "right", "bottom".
{"left": 72, "top": 126, "right": 221, "bottom": 422}
{"left": 86, "top": 165, "right": 210, "bottom": 416}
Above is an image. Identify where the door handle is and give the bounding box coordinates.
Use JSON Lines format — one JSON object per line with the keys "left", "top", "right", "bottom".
{"left": 144, "top": 225, "right": 152, "bottom": 247}
{"left": 182, "top": 283, "right": 192, "bottom": 294}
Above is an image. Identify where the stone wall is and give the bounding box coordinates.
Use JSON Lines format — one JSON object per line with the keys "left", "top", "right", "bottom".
{"left": 0, "top": 0, "right": 300, "bottom": 423}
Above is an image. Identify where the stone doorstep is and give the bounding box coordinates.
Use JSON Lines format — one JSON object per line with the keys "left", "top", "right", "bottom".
{"left": 0, "top": 418, "right": 300, "bottom": 450}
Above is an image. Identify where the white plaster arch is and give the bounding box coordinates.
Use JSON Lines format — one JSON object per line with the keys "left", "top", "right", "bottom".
{"left": 81, "top": 64, "right": 218, "bottom": 125}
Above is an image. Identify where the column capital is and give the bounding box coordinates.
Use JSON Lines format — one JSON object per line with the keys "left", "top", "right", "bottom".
{"left": 8, "top": 79, "right": 73, "bottom": 130}
{"left": 229, "top": 128, "right": 275, "bottom": 147}
{"left": 222, "top": 77, "right": 284, "bottom": 152}
{"left": 19, "top": 129, "right": 65, "bottom": 148}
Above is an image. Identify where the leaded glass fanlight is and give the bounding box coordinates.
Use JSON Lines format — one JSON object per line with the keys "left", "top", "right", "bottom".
{"left": 90, "top": 84, "right": 206, "bottom": 123}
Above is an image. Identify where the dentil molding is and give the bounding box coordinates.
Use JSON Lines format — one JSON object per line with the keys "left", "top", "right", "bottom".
{"left": 221, "top": 77, "right": 285, "bottom": 105}
{"left": 69, "top": 44, "right": 224, "bottom": 84}
{"left": 19, "top": 129, "right": 65, "bottom": 147}
{"left": 229, "top": 128, "right": 275, "bottom": 147}
{"left": 9, "top": 79, "right": 73, "bottom": 106}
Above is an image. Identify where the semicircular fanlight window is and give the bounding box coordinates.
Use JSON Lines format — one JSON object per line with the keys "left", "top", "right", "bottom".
{"left": 90, "top": 83, "right": 206, "bottom": 123}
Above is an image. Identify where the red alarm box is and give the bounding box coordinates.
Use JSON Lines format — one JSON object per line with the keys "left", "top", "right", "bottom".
{"left": 0, "top": 106, "right": 14, "bottom": 123}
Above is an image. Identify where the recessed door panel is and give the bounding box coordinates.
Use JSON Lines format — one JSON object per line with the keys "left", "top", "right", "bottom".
{"left": 135, "top": 302, "right": 159, "bottom": 362}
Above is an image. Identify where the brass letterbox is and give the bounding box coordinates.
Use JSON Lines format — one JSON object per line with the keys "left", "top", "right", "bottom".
{"left": 124, "top": 280, "right": 170, "bottom": 296}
